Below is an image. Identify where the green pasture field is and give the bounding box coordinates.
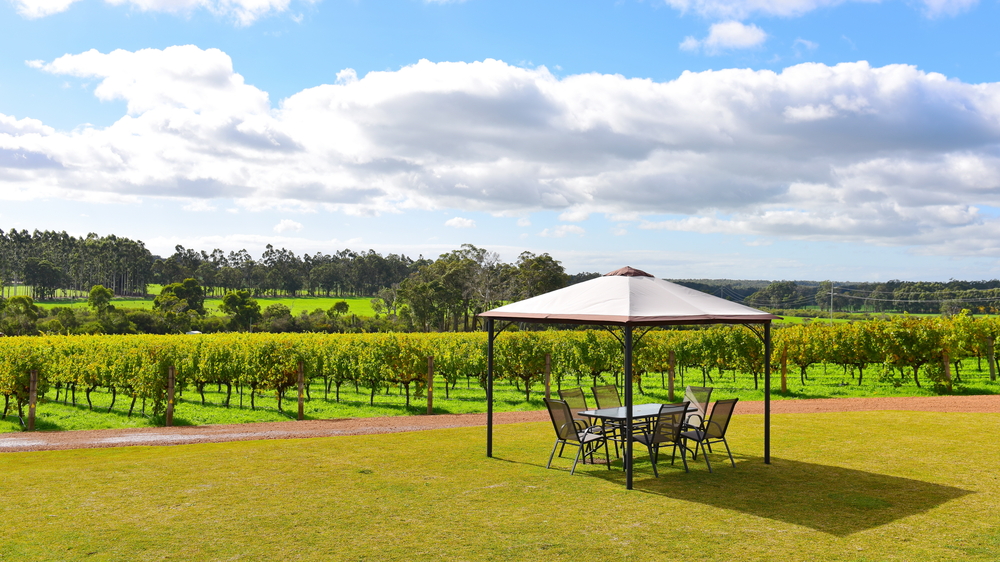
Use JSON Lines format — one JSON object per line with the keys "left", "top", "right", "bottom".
{"left": 33, "top": 295, "right": 378, "bottom": 317}
{"left": 4, "top": 357, "right": 999, "bottom": 434}
{"left": 773, "top": 315, "right": 851, "bottom": 325}
{"left": 2, "top": 410, "right": 998, "bottom": 561}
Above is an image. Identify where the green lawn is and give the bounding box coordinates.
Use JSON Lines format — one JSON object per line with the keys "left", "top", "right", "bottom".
{"left": 35, "top": 295, "right": 378, "bottom": 317}
{"left": 2, "top": 410, "right": 997, "bottom": 561}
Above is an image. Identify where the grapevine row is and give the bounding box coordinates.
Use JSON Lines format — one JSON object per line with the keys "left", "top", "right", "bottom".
{"left": 1, "top": 314, "right": 997, "bottom": 421}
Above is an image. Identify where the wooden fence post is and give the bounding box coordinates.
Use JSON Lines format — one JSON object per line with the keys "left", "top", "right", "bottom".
{"left": 989, "top": 337, "right": 997, "bottom": 382}
{"left": 667, "top": 351, "right": 676, "bottom": 402}
{"left": 165, "top": 366, "right": 175, "bottom": 427}
{"left": 297, "top": 361, "right": 305, "bottom": 421}
{"left": 426, "top": 356, "right": 434, "bottom": 415}
{"left": 544, "top": 353, "right": 551, "bottom": 399}
{"left": 28, "top": 370, "right": 37, "bottom": 432}
{"left": 780, "top": 347, "right": 788, "bottom": 394}
{"left": 943, "top": 352, "right": 953, "bottom": 394}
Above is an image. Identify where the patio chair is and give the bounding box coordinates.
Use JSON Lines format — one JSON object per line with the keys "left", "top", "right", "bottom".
{"left": 684, "top": 385, "right": 714, "bottom": 427}
{"left": 591, "top": 385, "right": 621, "bottom": 408}
{"left": 630, "top": 402, "right": 690, "bottom": 477}
{"left": 681, "top": 398, "right": 739, "bottom": 473}
{"left": 559, "top": 387, "right": 597, "bottom": 431}
{"left": 591, "top": 384, "right": 625, "bottom": 456}
{"left": 544, "top": 398, "right": 611, "bottom": 475}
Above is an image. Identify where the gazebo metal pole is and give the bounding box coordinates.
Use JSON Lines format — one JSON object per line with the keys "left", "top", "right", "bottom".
{"left": 624, "top": 324, "right": 633, "bottom": 490}
{"left": 487, "top": 317, "right": 495, "bottom": 458}
{"left": 764, "top": 321, "right": 771, "bottom": 465}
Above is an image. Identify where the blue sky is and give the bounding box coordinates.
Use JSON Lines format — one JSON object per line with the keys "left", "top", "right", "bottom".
{"left": 1, "top": 0, "right": 999, "bottom": 280}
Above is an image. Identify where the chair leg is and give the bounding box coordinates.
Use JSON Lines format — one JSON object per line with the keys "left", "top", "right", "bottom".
{"left": 571, "top": 443, "right": 584, "bottom": 475}
{"left": 603, "top": 438, "right": 611, "bottom": 470}
{"left": 547, "top": 439, "right": 561, "bottom": 469}
{"left": 699, "top": 440, "right": 713, "bottom": 473}
{"left": 721, "top": 437, "right": 735, "bottom": 468}
{"left": 677, "top": 441, "right": 689, "bottom": 473}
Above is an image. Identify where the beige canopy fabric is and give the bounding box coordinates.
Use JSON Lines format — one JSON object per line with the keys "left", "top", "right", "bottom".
{"left": 480, "top": 268, "right": 780, "bottom": 325}
{"left": 480, "top": 266, "right": 776, "bottom": 489}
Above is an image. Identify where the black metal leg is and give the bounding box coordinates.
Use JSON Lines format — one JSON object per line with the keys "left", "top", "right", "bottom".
{"left": 547, "top": 439, "right": 560, "bottom": 469}
{"left": 722, "top": 437, "right": 736, "bottom": 468}
{"left": 571, "top": 443, "right": 584, "bottom": 475}
{"left": 700, "top": 440, "right": 713, "bottom": 473}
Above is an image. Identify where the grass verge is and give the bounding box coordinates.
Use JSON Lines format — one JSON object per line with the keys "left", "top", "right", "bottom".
{"left": 2, "top": 411, "right": 998, "bottom": 561}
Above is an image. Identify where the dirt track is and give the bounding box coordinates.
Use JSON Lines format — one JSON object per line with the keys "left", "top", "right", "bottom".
{"left": 2, "top": 394, "right": 998, "bottom": 454}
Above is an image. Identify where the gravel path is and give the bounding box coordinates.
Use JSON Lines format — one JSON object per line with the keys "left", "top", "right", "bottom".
{"left": 2, "top": 394, "right": 998, "bottom": 454}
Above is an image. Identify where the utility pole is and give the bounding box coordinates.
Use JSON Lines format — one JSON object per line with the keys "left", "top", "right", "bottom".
{"left": 830, "top": 283, "right": 834, "bottom": 326}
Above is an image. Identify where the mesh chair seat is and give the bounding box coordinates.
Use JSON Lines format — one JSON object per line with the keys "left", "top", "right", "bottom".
{"left": 592, "top": 385, "right": 622, "bottom": 409}
{"left": 684, "top": 385, "right": 714, "bottom": 427}
{"left": 544, "top": 398, "right": 611, "bottom": 475}
{"left": 681, "top": 397, "right": 739, "bottom": 472}
{"left": 559, "top": 387, "right": 599, "bottom": 432}
{"left": 629, "top": 402, "right": 690, "bottom": 477}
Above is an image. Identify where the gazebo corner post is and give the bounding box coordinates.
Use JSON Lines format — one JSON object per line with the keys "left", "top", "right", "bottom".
{"left": 764, "top": 321, "right": 771, "bottom": 465}
{"left": 486, "top": 317, "right": 495, "bottom": 458}
{"left": 625, "top": 324, "right": 634, "bottom": 490}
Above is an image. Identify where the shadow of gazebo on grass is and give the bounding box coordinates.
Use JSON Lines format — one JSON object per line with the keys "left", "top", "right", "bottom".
{"left": 583, "top": 454, "right": 972, "bottom": 536}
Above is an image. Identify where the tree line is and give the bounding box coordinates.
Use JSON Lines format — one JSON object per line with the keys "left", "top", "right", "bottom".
{"left": 744, "top": 279, "right": 1000, "bottom": 315}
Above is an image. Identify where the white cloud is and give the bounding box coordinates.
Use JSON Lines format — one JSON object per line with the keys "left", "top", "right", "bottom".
{"left": 682, "top": 21, "right": 768, "bottom": 53}
{"left": 183, "top": 199, "right": 217, "bottom": 212}
{"left": 921, "top": 0, "right": 978, "bottom": 16}
{"left": 13, "top": 0, "right": 300, "bottom": 24}
{"left": 662, "top": 0, "right": 973, "bottom": 19}
{"left": 516, "top": 217, "right": 532, "bottom": 227}
{"left": 794, "top": 38, "right": 819, "bottom": 51}
{"left": 540, "top": 225, "right": 586, "bottom": 238}
{"left": 12, "top": 0, "right": 81, "bottom": 18}
{"left": 274, "top": 219, "right": 303, "bottom": 233}
{"left": 444, "top": 216, "right": 476, "bottom": 228}
{"left": 8, "top": 48, "right": 1000, "bottom": 256}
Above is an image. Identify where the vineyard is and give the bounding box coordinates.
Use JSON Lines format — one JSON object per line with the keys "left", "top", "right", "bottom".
{"left": 3, "top": 313, "right": 1000, "bottom": 431}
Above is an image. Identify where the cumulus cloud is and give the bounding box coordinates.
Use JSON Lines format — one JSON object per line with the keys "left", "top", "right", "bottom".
{"left": 445, "top": 216, "right": 476, "bottom": 228}
{"left": 7, "top": 48, "right": 1000, "bottom": 256}
{"left": 273, "top": 219, "right": 303, "bottom": 233}
{"left": 682, "top": 21, "right": 768, "bottom": 53}
{"left": 540, "top": 225, "right": 586, "bottom": 238}
{"left": 13, "top": 0, "right": 301, "bottom": 24}
{"left": 663, "top": 0, "right": 973, "bottom": 19}
{"left": 12, "top": 0, "right": 81, "bottom": 18}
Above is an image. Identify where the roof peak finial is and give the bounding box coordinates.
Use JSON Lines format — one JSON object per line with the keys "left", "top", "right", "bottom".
{"left": 604, "top": 266, "right": 654, "bottom": 277}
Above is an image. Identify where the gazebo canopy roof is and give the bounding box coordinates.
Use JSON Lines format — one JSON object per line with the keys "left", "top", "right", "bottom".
{"left": 480, "top": 266, "right": 780, "bottom": 326}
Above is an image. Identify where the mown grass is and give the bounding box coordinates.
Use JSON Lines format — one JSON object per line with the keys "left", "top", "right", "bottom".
{"left": 2, "top": 411, "right": 998, "bottom": 561}
{"left": 34, "top": 295, "right": 378, "bottom": 317}
{"left": 4, "top": 357, "right": 999, "bottom": 433}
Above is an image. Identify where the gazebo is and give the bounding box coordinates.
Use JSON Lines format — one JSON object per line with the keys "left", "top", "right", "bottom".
{"left": 479, "top": 266, "right": 780, "bottom": 489}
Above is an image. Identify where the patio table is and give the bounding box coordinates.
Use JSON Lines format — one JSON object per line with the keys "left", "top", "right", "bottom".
{"left": 578, "top": 403, "right": 688, "bottom": 469}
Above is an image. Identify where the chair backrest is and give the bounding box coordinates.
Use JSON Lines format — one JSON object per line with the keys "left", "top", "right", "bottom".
{"left": 559, "top": 388, "right": 590, "bottom": 422}
{"left": 704, "top": 398, "right": 739, "bottom": 438}
{"left": 648, "top": 402, "right": 689, "bottom": 445}
{"left": 684, "top": 386, "right": 714, "bottom": 417}
{"left": 591, "top": 385, "right": 621, "bottom": 409}
{"left": 544, "top": 398, "right": 579, "bottom": 442}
